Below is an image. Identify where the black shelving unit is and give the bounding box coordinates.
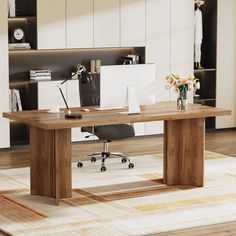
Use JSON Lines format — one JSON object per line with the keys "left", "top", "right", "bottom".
{"left": 194, "top": 0, "right": 217, "bottom": 130}
{"left": 8, "top": 0, "right": 37, "bottom": 146}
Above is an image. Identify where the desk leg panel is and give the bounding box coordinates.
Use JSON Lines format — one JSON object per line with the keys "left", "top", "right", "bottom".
{"left": 30, "top": 127, "right": 72, "bottom": 200}
{"left": 54, "top": 128, "right": 72, "bottom": 200}
{"left": 164, "top": 118, "right": 205, "bottom": 187}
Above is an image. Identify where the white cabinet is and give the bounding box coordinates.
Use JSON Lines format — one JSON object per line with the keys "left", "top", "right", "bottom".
{"left": 170, "top": 0, "right": 194, "bottom": 90}
{"left": 94, "top": 0, "right": 120, "bottom": 48}
{"left": 146, "top": 0, "right": 171, "bottom": 102}
{"left": 0, "top": 0, "right": 10, "bottom": 148}
{"left": 145, "top": 0, "right": 194, "bottom": 134}
{"left": 170, "top": 0, "right": 194, "bottom": 102}
{"left": 146, "top": 0, "right": 171, "bottom": 135}
{"left": 37, "top": 81, "right": 67, "bottom": 110}
{"left": 66, "top": 80, "right": 81, "bottom": 108}
{"left": 38, "top": 0, "right": 146, "bottom": 49}
{"left": 145, "top": 121, "right": 164, "bottom": 135}
{"left": 120, "top": 0, "right": 146, "bottom": 47}
{"left": 216, "top": 0, "right": 236, "bottom": 128}
{"left": 133, "top": 123, "right": 146, "bottom": 136}
{"left": 66, "top": 0, "right": 93, "bottom": 49}
{"left": 37, "top": 0, "right": 66, "bottom": 49}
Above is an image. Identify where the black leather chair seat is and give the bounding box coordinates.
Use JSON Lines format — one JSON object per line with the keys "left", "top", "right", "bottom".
{"left": 81, "top": 124, "right": 135, "bottom": 141}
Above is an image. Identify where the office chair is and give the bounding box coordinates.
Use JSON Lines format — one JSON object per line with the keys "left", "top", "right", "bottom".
{"left": 77, "top": 72, "right": 135, "bottom": 172}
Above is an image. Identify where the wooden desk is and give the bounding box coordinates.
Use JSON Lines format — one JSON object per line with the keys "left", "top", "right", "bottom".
{"left": 3, "top": 102, "right": 231, "bottom": 205}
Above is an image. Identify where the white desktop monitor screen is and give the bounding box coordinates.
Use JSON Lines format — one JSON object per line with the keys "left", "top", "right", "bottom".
{"left": 100, "top": 64, "right": 156, "bottom": 108}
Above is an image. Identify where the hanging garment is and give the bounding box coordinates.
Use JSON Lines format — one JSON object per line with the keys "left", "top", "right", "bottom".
{"left": 194, "top": 8, "right": 203, "bottom": 63}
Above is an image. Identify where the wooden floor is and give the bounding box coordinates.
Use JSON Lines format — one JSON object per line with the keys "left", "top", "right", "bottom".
{"left": 151, "top": 221, "right": 236, "bottom": 236}
{"left": 0, "top": 129, "right": 236, "bottom": 170}
{"left": 0, "top": 129, "right": 235, "bottom": 236}
{"left": 2, "top": 222, "right": 236, "bottom": 236}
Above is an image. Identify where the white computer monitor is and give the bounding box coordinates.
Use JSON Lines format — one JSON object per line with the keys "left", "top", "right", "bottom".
{"left": 100, "top": 64, "right": 156, "bottom": 109}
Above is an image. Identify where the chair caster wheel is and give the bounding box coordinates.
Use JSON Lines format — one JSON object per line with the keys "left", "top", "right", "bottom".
{"left": 128, "top": 163, "right": 134, "bottom": 169}
{"left": 101, "top": 166, "right": 106, "bottom": 172}
{"left": 121, "top": 158, "right": 127, "bottom": 163}
{"left": 91, "top": 157, "right": 96, "bottom": 162}
{"left": 77, "top": 162, "right": 83, "bottom": 168}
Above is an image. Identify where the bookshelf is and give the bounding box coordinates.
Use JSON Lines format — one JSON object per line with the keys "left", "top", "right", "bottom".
{"left": 193, "top": 0, "right": 217, "bottom": 130}
{"left": 8, "top": 0, "right": 37, "bottom": 145}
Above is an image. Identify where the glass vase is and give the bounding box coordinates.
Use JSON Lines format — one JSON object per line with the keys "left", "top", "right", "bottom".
{"left": 177, "top": 89, "right": 188, "bottom": 112}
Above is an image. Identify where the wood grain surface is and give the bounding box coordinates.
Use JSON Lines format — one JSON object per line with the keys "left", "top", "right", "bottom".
{"left": 164, "top": 118, "right": 205, "bottom": 186}
{"left": 30, "top": 127, "right": 72, "bottom": 203}
{"left": 3, "top": 102, "right": 231, "bottom": 130}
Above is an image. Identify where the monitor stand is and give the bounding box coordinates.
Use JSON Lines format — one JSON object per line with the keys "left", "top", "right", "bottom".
{"left": 120, "top": 86, "right": 140, "bottom": 115}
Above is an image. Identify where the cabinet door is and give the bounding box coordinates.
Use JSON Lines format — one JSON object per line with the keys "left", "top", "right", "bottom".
{"left": 170, "top": 0, "right": 194, "bottom": 101}
{"left": 146, "top": 0, "right": 171, "bottom": 102}
{"left": 66, "top": 0, "right": 93, "bottom": 49}
{"left": 66, "top": 80, "right": 81, "bottom": 108}
{"left": 66, "top": 80, "right": 94, "bottom": 142}
{"left": 94, "top": 0, "right": 120, "bottom": 47}
{"left": 216, "top": 0, "right": 236, "bottom": 128}
{"left": 37, "top": 0, "right": 66, "bottom": 49}
{"left": 145, "top": 121, "right": 164, "bottom": 135}
{"left": 170, "top": 0, "right": 194, "bottom": 76}
{"left": 38, "top": 81, "right": 67, "bottom": 109}
{"left": 133, "top": 123, "right": 146, "bottom": 136}
{"left": 146, "top": 0, "right": 171, "bottom": 135}
{"left": 120, "top": 0, "right": 146, "bottom": 47}
{"left": 0, "top": 0, "right": 10, "bottom": 148}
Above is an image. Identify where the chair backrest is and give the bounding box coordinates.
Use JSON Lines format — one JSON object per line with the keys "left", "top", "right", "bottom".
{"left": 79, "top": 73, "right": 100, "bottom": 107}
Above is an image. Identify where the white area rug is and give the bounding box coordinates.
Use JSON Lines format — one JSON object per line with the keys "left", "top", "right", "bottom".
{"left": 1, "top": 152, "right": 236, "bottom": 236}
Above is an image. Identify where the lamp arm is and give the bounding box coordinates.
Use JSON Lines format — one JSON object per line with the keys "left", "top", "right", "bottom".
{"left": 57, "top": 85, "right": 70, "bottom": 112}
{"left": 56, "top": 82, "right": 82, "bottom": 119}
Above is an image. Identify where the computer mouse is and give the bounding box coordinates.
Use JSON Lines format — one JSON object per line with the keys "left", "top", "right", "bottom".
{"left": 81, "top": 108, "right": 90, "bottom": 112}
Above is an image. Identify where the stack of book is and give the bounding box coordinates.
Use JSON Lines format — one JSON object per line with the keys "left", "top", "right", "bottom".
{"left": 123, "top": 54, "right": 140, "bottom": 65}
{"left": 30, "top": 69, "right": 52, "bottom": 81}
{"left": 9, "top": 89, "right": 22, "bottom": 112}
{"left": 9, "top": 43, "right": 31, "bottom": 50}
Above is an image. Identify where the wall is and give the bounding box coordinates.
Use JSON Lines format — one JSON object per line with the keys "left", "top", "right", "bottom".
{"left": 216, "top": 0, "right": 236, "bottom": 128}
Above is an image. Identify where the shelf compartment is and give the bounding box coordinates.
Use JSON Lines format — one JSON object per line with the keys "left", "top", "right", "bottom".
{"left": 8, "top": 17, "right": 37, "bottom": 50}
{"left": 10, "top": 121, "right": 29, "bottom": 146}
{"left": 9, "top": 47, "right": 145, "bottom": 83}
{"left": 9, "top": 83, "right": 38, "bottom": 111}
{"left": 14, "top": 0, "right": 36, "bottom": 17}
{"left": 194, "top": 70, "right": 216, "bottom": 103}
{"left": 9, "top": 83, "right": 37, "bottom": 146}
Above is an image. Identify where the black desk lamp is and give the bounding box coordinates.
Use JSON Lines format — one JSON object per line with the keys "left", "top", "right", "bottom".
{"left": 57, "top": 64, "right": 89, "bottom": 119}
{"left": 57, "top": 83, "right": 82, "bottom": 119}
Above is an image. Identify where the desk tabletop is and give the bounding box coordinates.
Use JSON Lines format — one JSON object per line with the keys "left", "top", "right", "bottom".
{"left": 3, "top": 102, "right": 231, "bottom": 130}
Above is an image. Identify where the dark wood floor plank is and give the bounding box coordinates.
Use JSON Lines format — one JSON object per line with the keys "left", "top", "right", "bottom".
{"left": 0, "top": 230, "right": 10, "bottom": 236}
